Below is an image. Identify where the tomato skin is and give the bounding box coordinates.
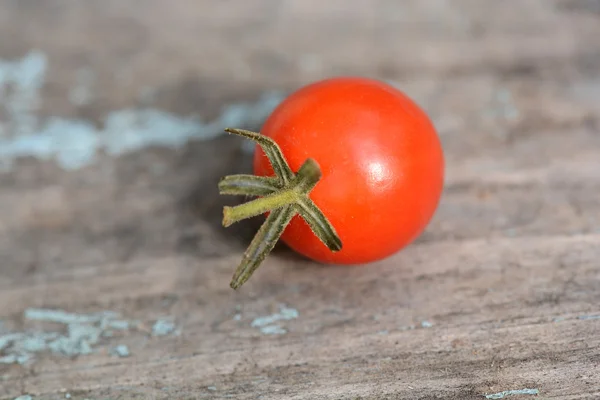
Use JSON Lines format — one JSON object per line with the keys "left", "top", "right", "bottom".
{"left": 253, "top": 77, "right": 444, "bottom": 264}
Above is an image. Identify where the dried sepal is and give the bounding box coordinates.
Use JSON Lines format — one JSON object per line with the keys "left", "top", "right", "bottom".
{"left": 230, "top": 205, "right": 296, "bottom": 289}
{"left": 220, "top": 128, "right": 343, "bottom": 289}
{"left": 225, "top": 128, "right": 294, "bottom": 185}
{"left": 218, "top": 174, "right": 281, "bottom": 197}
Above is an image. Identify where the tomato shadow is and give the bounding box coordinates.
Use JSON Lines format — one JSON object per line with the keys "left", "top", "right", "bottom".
{"left": 176, "top": 134, "right": 264, "bottom": 255}
{"left": 270, "top": 241, "right": 314, "bottom": 263}
{"left": 174, "top": 131, "right": 319, "bottom": 264}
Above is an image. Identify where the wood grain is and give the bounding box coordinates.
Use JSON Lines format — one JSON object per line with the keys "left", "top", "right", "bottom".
{"left": 1, "top": 1, "right": 599, "bottom": 399}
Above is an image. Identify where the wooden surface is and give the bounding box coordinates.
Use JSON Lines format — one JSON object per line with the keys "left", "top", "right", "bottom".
{"left": 1, "top": 1, "right": 599, "bottom": 399}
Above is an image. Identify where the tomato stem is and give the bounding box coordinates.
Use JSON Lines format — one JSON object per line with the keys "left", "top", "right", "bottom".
{"left": 219, "top": 128, "right": 343, "bottom": 290}
{"left": 223, "top": 189, "right": 297, "bottom": 227}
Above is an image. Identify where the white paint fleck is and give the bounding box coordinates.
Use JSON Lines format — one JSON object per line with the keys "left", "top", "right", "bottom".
{"left": 207, "top": 386, "right": 217, "bottom": 391}
{"left": 421, "top": 320, "right": 433, "bottom": 328}
{"left": 251, "top": 305, "right": 299, "bottom": 328}
{"left": 110, "top": 344, "right": 130, "bottom": 357}
{"left": 24, "top": 308, "right": 118, "bottom": 325}
{"left": 251, "top": 304, "right": 299, "bottom": 335}
{"left": 0, "top": 50, "right": 47, "bottom": 138}
{"left": 13, "top": 395, "right": 33, "bottom": 400}
{"left": 19, "top": 335, "right": 50, "bottom": 352}
{"left": 0, "top": 333, "right": 24, "bottom": 351}
{"left": 233, "top": 313, "right": 242, "bottom": 321}
{"left": 259, "top": 325, "right": 287, "bottom": 335}
{"left": 0, "top": 51, "right": 285, "bottom": 170}
{"left": 152, "top": 319, "right": 176, "bottom": 336}
{"left": 106, "top": 319, "right": 131, "bottom": 330}
{"left": 48, "top": 323, "right": 100, "bottom": 356}
{"left": 485, "top": 388, "right": 539, "bottom": 399}
{"left": 0, "top": 353, "right": 31, "bottom": 365}
{"left": 578, "top": 314, "right": 600, "bottom": 321}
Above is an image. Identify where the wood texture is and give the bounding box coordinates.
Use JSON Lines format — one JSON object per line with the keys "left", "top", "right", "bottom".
{"left": 1, "top": 1, "right": 599, "bottom": 399}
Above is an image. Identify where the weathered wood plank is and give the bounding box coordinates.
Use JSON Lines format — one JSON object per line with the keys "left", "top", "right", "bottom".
{"left": 1, "top": 0, "right": 599, "bottom": 399}
{"left": 1, "top": 235, "right": 599, "bottom": 398}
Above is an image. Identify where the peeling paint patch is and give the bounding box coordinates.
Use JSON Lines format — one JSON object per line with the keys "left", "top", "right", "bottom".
{"left": 259, "top": 325, "right": 288, "bottom": 335}
{"left": 0, "top": 308, "right": 140, "bottom": 364}
{"left": 152, "top": 318, "right": 177, "bottom": 336}
{"left": 578, "top": 314, "right": 600, "bottom": 320}
{"left": 13, "top": 395, "right": 33, "bottom": 400}
{"left": 485, "top": 388, "right": 539, "bottom": 399}
{"left": 24, "top": 308, "right": 120, "bottom": 325}
{"left": 110, "top": 344, "right": 130, "bottom": 357}
{"left": 0, "top": 353, "right": 31, "bottom": 364}
{"left": 421, "top": 320, "right": 433, "bottom": 328}
{"left": 0, "top": 50, "right": 285, "bottom": 170}
{"left": 251, "top": 304, "right": 299, "bottom": 335}
{"left": 0, "top": 50, "right": 47, "bottom": 139}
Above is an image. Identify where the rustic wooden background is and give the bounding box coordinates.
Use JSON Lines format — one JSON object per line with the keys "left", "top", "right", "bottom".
{"left": 1, "top": 1, "right": 599, "bottom": 399}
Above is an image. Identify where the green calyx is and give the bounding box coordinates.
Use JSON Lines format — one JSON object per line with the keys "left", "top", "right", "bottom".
{"left": 218, "top": 128, "right": 343, "bottom": 290}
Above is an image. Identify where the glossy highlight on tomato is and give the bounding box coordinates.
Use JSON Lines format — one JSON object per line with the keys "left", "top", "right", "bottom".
{"left": 253, "top": 76, "right": 444, "bottom": 264}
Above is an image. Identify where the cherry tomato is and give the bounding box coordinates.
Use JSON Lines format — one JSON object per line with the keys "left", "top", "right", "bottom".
{"left": 253, "top": 76, "right": 444, "bottom": 264}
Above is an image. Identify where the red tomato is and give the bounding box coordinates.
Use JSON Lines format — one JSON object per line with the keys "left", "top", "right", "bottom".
{"left": 253, "top": 77, "right": 444, "bottom": 264}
